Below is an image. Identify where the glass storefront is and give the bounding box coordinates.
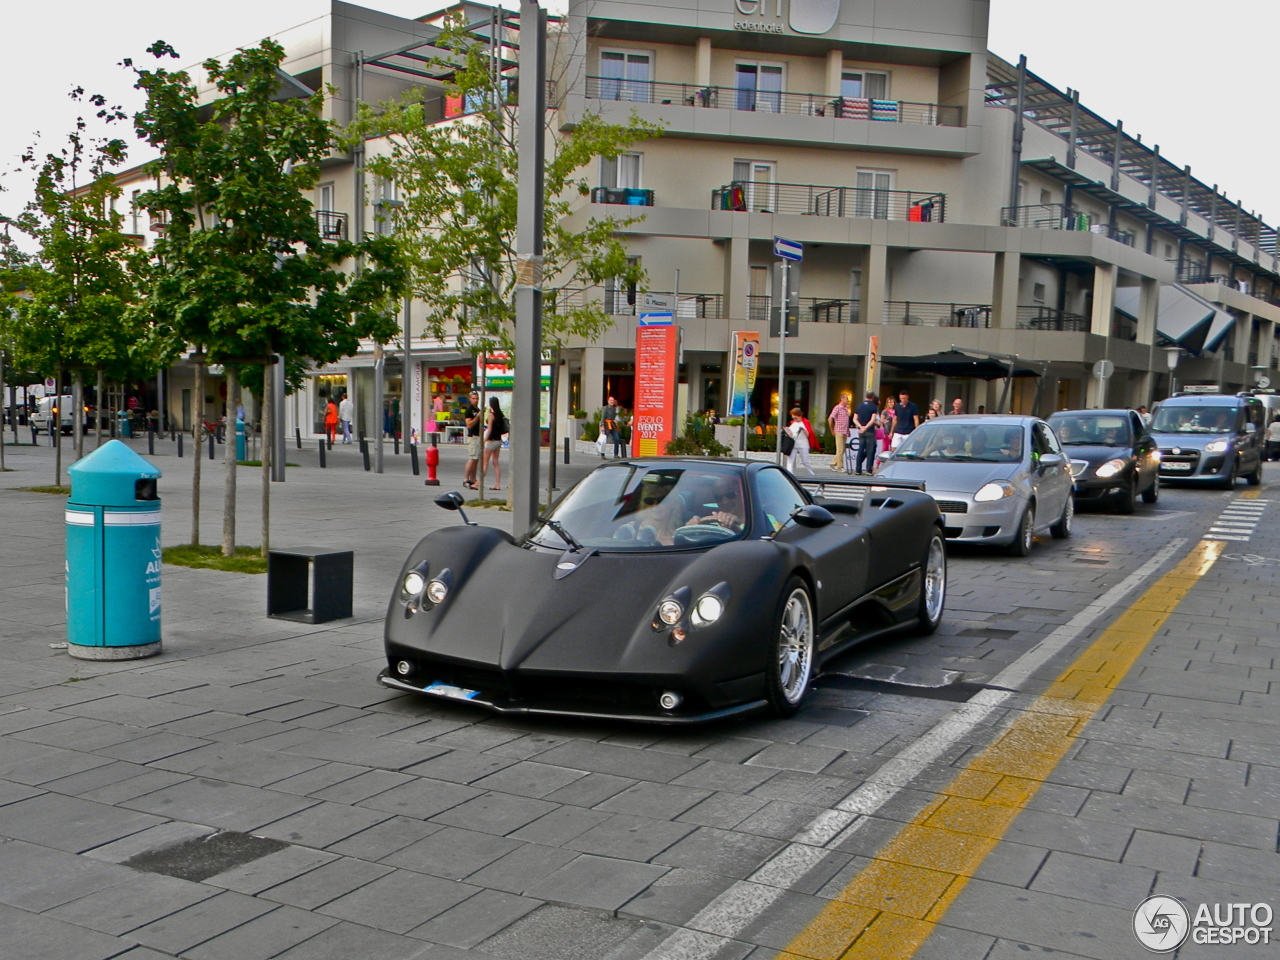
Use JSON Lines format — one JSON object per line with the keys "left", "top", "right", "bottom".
{"left": 312, "top": 374, "right": 348, "bottom": 434}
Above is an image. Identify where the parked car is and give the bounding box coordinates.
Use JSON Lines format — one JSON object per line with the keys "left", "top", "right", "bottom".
{"left": 380, "top": 459, "right": 947, "bottom": 722}
{"left": 1148, "top": 393, "right": 1265, "bottom": 488}
{"left": 30, "top": 395, "right": 74, "bottom": 435}
{"left": 1047, "top": 408, "right": 1160, "bottom": 513}
{"left": 875, "top": 415, "right": 1073, "bottom": 556}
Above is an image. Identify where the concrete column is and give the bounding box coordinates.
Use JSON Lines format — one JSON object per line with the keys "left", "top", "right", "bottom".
{"left": 724, "top": 237, "right": 751, "bottom": 320}
{"left": 991, "top": 251, "right": 1021, "bottom": 329}
{"left": 555, "top": 355, "right": 571, "bottom": 417}
{"left": 861, "top": 244, "right": 888, "bottom": 326}
{"left": 695, "top": 38, "right": 712, "bottom": 89}
{"left": 582, "top": 346, "right": 605, "bottom": 413}
{"left": 825, "top": 49, "right": 843, "bottom": 98}
{"left": 1133, "top": 371, "right": 1154, "bottom": 410}
{"left": 1232, "top": 312, "right": 1252, "bottom": 370}
{"left": 1090, "top": 263, "right": 1116, "bottom": 337}
{"left": 815, "top": 359, "right": 830, "bottom": 421}
{"left": 1137, "top": 277, "right": 1159, "bottom": 345}
{"left": 931, "top": 375, "right": 948, "bottom": 410}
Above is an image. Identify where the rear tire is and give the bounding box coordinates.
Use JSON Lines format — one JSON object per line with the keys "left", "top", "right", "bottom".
{"left": 1006, "top": 502, "right": 1035, "bottom": 557}
{"left": 1115, "top": 475, "right": 1137, "bottom": 515}
{"left": 766, "top": 578, "right": 815, "bottom": 718}
{"left": 915, "top": 533, "right": 946, "bottom": 635}
{"left": 1141, "top": 473, "right": 1160, "bottom": 504}
{"left": 1051, "top": 495, "right": 1073, "bottom": 538}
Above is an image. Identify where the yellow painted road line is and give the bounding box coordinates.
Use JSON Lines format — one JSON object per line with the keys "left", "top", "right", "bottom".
{"left": 779, "top": 539, "right": 1225, "bottom": 960}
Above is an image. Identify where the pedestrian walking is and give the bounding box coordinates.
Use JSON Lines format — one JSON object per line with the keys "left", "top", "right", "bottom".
{"left": 324, "top": 397, "right": 338, "bottom": 446}
{"left": 483, "top": 397, "right": 507, "bottom": 490}
{"left": 827, "top": 393, "right": 851, "bottom": 470}
{"left": 1137, "top": 405, "right": 1152, "bottom": 426}
{"left": 785, "top": 407, "right": 817, "bottom": 476}
{"left": 1267, "top": 414, "right": 1280, "bottom": 461}
{"left": 338, "top": 392, "right": 354, "bottom": 443}
{"left": 853, "top": 391, "right": 880, "bottom": 475}
{"left": 890, "top": 390, "right": 920, "bottom": 451}
{"left": 879, "top": 399, "right": 895, "bottom": 453}
{"left": 602, "top": 396, "right": 621, "bottom": 459}
{"left": 463, "top": 390, "right": 482, "bottom": 489}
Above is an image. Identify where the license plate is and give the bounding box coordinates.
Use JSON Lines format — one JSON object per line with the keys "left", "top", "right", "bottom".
{"left": 1161, "top": 462, "right": 1192, "bottom": 471}
{"left": 424, "top": 681, "right": 480, "bottom": 701}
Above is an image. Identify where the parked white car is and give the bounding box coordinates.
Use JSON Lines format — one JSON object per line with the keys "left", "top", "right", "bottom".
{"left": 30, "top": 395, "right": 75, "bottom": 435}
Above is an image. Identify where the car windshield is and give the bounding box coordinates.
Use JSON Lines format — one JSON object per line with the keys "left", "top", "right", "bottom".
{"left": 1049, "top": 414, "right": 1132, "bottom": 446}
{"left": 1151, "top": 405, "right": 1236, "bottom": 434}
{"left": 890, "top": 422, "right": 1025, "bottom": 463}
{"left": 527, "top": 463, "right": 749, "bottom": 551}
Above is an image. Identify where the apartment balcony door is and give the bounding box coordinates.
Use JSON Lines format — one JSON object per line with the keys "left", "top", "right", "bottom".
{"left": 735, "top": 62, "right": 784, "bottom": 113}
{"left": 734, "top": 160, "right": 777, "bottom": 213}
{"left": 854, "top": 169, "right": 893, "bottom": 219}
{"left": 600, "top": 51, "right": 652, "bottom": 102}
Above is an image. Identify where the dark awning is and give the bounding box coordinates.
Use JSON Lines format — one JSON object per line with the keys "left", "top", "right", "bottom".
{"left": 883, "top": 350, "right": 1041, "bottom": 380}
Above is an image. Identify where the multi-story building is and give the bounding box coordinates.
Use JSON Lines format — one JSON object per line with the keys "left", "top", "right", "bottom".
{"left": 112, "top": 0, "right": 1280, "bottom": 440}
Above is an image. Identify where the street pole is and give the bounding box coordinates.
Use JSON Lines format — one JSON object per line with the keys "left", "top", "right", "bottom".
{"left": 511, "top": 0, "right": 547, "bottom": 535}
{"left": 271, "top": 354, "right": 286, "bottom": 482}
{"left": 0, "top": 350, "right": 6, "bottom": 473}
{"left": 374, "top": 346, "right": 385, "bottom": 474}
{"left": 774, "top": 258, "right": 789, "bottom": 465}
{"left": 402, "top": 295, "right": 412, "bottom": 452}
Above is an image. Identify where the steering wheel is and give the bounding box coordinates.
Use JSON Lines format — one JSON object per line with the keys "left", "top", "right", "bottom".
{"left": 673, "top": 524, "right": 736, "bottom": 545}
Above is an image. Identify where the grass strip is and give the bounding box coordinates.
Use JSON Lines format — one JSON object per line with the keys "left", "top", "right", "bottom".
{"left": 162, "top": 544, "right": 268, "bottom": 574}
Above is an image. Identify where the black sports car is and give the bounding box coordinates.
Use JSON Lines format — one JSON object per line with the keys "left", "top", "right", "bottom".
{"left": 1047, "top": 409, "right": 1160, "bottom": 513}
{"left": 379, "top": 458, "right": 947, "bottom": 723}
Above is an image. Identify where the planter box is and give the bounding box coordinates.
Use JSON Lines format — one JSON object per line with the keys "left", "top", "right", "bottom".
{"left": 567, "top": 418, "right": 588, "bottom": 442}
{"left": 713, "top": 424, "right": 739, "bottom": 451}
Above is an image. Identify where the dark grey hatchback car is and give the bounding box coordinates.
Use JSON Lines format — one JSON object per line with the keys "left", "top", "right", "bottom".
{"left": 1048, "top": 409, "right": 1160, "bottom": 513}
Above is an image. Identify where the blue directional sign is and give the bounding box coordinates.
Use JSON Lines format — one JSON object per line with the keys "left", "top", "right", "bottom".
{"left": 773, "top": 236, "right": 803, "bottom": 261}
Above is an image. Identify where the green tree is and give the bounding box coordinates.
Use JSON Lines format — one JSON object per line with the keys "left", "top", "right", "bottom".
{"left": 343, "top": 16, "right": 662, "bottom": 493}
{"left": 0, "top": 98, "right": 150, "bottom": 485}
{"left": 129, "top": 40, "right": 406, "bottom": 556}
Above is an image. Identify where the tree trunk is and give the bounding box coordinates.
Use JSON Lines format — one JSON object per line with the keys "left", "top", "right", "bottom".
{"left": 192, "top": 357, "right": 203, "bottom": 546}
{"left": 54, "top": 365, "right": 63, "bottom": 487}
{"left": 73, "top": 370, "right": 84, "bottom": 462}
{"left": 222, "top": 365, "right": 238, "bottom": 557}
{"left": 94, "top": 368, "right": 104, "bottom": 448}
{"left": 261, "top": 361, "right": 272, "bottom": 557}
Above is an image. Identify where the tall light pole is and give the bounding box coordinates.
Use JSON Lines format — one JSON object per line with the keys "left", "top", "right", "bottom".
{"left": 1165, "top": 346, "right": 1182, "bottom": 397}
{"left": 511, "top": 0, "right": 547, "bottom": 535}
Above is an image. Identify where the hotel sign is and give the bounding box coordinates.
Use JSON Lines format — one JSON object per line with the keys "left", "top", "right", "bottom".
{"left": 734, "top": 0, "right": 841, "bottom": 36}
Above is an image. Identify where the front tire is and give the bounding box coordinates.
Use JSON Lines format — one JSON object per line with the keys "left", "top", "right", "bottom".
{"left": 1141, "top": 473, "right": 1160, "bottom": 504}
{"left": 1115, "top": 475, "right": 1137, "bottom": 515}
{"left": 1051, "top": 495, "right": 1073, "bottom": 539}
{"left": 767, "top": 578, "right": 815, "bottom": 717}
{"left": 1006, "top": 502, "right": 1035, "bottom": 557}
{"left": 1221, "top": 459, "right": 1239, "bottom": 490}
{"left": 916, "top": 533, "right": 946, "bottom": 635}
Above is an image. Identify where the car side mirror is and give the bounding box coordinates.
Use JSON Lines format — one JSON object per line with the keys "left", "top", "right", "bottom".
{"left": 1038, "top": 453, "right": 1063, "bottom": 468}
{"left": 434, "top": 490, "right": 475, "bottom": 525}
{"left": 792, "top": 504, "right": 835, "bottom": 528}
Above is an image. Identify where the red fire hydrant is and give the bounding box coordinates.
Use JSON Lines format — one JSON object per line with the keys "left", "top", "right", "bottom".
{"left": 424, "top": 433, "right": 440, "bottom": 486}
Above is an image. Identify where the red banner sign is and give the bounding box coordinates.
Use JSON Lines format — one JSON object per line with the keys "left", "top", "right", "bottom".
{"left": 634, "top": 325, "right": 679, "bottom": 456}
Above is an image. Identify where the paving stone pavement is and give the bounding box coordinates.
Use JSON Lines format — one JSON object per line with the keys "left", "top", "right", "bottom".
{"left": 0, "top": 435, "right": 1276, "bottom": 959}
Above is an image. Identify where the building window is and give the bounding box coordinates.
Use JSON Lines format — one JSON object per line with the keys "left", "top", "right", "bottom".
{"left": 854, "top": 168, "right": 894, "bottom": 219}
{"left": 1039, "top": 189, "right": 1052, "bottom": 205}
{"left": 849, "top": 268, "right": 862, "bottom": 304}
{"left": 733, "top": 159, "right": 777, "bottom": 213}
{"left": 600, "top": 153, "right": 642, "bottom": 190}
{"left": 1033, "top": 282, "right": 1047, "bottom": 304}
{"left": 840, "top": 70, "right": 888, "bottom": 100}
{"left": 130, "top": 190, "right": 141, "bottom": 235}
{"left": 599, "top": 50, "right": 652, "bottom": 102}
{"left": 373, "top": 177, "right": 399, "bottom": 235}
{"left": 749, "top": 265, "right": 769, "bottom": 321}
{"left": 735, "top": 61, "right": 785, "bottom": 113}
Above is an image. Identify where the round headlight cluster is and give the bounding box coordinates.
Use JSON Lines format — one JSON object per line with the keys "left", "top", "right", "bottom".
{"left": 1094, "top": 458, "right": 1127, "bottom": 479}
{"left": 658, "top": 599, "right": 683, "bottom": 625}
{"left": 426, "top": 580, "right": 449, "bottom": 604}
{"left": 403, "top": 572, "right": 426, "bottom": 596}
{"left": 692, "top": 594, "right": 724, "bottom": 626}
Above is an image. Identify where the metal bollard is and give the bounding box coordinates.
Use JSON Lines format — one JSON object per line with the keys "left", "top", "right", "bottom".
{"left": 564, "top": 437, "right": 570, "bottom": 464}
{"left": 360, "top": 438, "right": 371, "bottom": 472}
{"left": 177, "top": 433, "right": 183, "bottom": 458}
{"left": 424, "top": 433, "right": 440, "bottom": 486}
{"left": 208, "top": 434, "right": 215, "bottom": 459}
{"left": 295, "top": 428, "right": 302, "bottom": 450}
{"left": 148, "top": 428, "right": 155, "bottom": 456}
{"left": 393, "top": 434, "right": 400, "bottom": 456}
{"left": 318, "top": 438, "right": 326, "bottom": 468}
{"left": 409, "top": 442, "right": 419, "bottom": 476}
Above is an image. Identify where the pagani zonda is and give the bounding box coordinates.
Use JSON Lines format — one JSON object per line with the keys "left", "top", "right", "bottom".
{"left": 380, "top": 458, "right": 946, "bottom": 723}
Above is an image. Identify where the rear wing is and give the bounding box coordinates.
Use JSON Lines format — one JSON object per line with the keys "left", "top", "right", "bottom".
{"left": 797, "top": 476, "right": 927, "bottom": 502}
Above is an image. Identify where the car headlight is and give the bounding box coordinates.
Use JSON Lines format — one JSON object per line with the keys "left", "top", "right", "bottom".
{"left": 1204, "top": 439, "right": 1230, "bottom": 453}
{"left": 658, "top": 599, "right": 683, "bottom": 625}
{"left": 1094, "top": 459, "right": 1127, "bottom": 479}
{"left": 974, "top": 481, "right": 1014, "bottom": 502}
{"left": 403, "top": 572, "right": 426, "bottom": 596}
{"left": 426, "top": 580, "right": 449, "bottom": 604}
{"left": 691, "top": 594, "right": 724, "bottom": 627}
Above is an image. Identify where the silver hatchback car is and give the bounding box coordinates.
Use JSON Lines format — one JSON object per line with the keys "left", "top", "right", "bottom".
{"left": 875, "top": 416, "right": 1074, "bottom": 555}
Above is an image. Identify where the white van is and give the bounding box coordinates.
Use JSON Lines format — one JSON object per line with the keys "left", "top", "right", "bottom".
{"left": 31, "top": 395, "right": 74, "bottom": 435}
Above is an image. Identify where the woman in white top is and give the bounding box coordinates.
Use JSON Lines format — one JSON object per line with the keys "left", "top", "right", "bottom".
{"left": 786, "top": 407, "right": 815, "bottom": 476}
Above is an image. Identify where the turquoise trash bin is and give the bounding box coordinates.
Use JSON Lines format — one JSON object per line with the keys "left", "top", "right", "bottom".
{"left": 117, "top": 410, "right": 132, "bottom": 438}
{"left": 65, "top": 440, "right": 162, "bottom": 660}
{"left": 235, "top": 420, "right": 246, "bottom": 460}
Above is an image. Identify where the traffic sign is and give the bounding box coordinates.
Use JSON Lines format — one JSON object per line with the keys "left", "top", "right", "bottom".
{"left": 1092, "top": 359, "right": 1115, "bottom": 380}
{"left": 773, "top": 236, "right": 803, "bottom": 261}
{"left": 638, "top": 292, "right": 675, "bottom": 326}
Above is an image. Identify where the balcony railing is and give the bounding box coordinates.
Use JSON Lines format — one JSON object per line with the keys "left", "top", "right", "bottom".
{"left": 1000, "top": 204, "right": 1135, "bottom": 246}
{"left": 589, "top": 187, "right": 655, "bottom": 207}
{"left": 550, "top": 288, "right": 724, "bottom": 320}
{"left": 747, "top": 296, "right": 861, "bottom": 323}
{"left": 1179, "top": 270, "right": 1253, "bottom": 295}
{"left": 585, "top": 77, "right": 963, "bottom": 127}
{"left": 315, "top": 210, "right": 348, "bottom": 240}
{"left": 884, "top": 302, "right": 992, "bottom": 328}
{"left": 1017, "top": 306, "right": 1089, "bottom": 332}
{"left": 714, "top": 182, "right": 945, "bottom": 222}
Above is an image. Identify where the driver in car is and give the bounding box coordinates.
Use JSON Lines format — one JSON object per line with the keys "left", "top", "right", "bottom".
{"left": 688, "top": 481, "right": 746, "bottom": 532}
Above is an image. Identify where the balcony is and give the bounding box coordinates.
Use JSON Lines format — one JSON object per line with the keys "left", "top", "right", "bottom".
{"left": 551, "top": 289, "right": 724, "bottom": 320}
{"left": 315, "top": 210, "right": 348, "bottom": 241}
{"left": 714, "top": 182, "right": 945, "bottom": 222}
{"left": 585, "top": 78, "right": 962, "bottom": 127}
{"left": 747, "top": 296, "right": 861, "bottom": 323}
{"left": 1017, "top": 306, "right": 1088, "bottom": 332}
{"left": 1000, "top": 205, "right": 1135, "bottom": 246}
{"left": 589, "top": 187, "right": 655, "bottom": 207}
{"left": 884, "top": 302, "right": 992, "bottom": 328}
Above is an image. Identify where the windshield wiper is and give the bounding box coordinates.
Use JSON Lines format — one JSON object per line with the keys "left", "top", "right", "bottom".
{"left": 536, "top": 516, "right": 584, "bottom": 553}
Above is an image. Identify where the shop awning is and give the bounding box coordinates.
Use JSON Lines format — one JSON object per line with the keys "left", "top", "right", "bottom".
{"left": 1114, "top": 284, "right": 1234, "bottom": 355}
{"left": 883, "top": 350, "right": 1041, "bottom": 380}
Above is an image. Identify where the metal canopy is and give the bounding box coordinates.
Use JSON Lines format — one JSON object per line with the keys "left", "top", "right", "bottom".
{"left": 987, "top": 54, "right": 1277, "bottom": 259}
{"left": 883, "top": 350, "right": 1041, "bottom": 380}
{"left": 1114, "top": 284, "right": 1233, "bottom": 354}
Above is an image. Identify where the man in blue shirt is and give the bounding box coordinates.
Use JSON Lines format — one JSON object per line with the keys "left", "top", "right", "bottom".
{"left": 890, "top": 390, "right": 919, "bottom": 451}
{"left": 852, "top": 391, "right": 880, "bottom": 474}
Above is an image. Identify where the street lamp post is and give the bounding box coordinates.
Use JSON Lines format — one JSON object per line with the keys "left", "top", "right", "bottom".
{"left": 1164, "top": 346, "right": 1182, "bottom": 396}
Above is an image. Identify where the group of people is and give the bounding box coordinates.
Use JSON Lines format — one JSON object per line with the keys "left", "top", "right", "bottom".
{"left": 816, "top": 391, "right": 976, "bottom": 476}
{"left": 322, "top": 392, "right": 355, "bottom": 444}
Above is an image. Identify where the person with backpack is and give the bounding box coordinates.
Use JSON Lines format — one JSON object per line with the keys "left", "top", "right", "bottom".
{"left": 483, "top": 396, "right": 508, "bottom": 490}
